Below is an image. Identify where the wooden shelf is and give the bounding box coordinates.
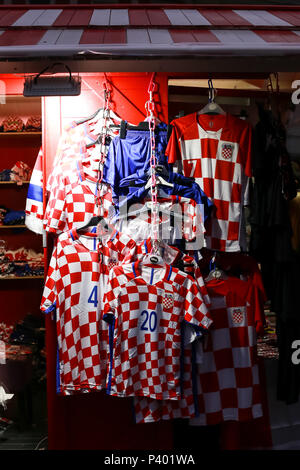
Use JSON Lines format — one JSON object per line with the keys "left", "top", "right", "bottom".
{"left": 0, "top": 132, "right": 41, "bottom": 136}
{"left": 0, "top": 181, "right": 30, "bottom": 185}
{"left": 0, "top": 275, "right": 44, "bottom": 280}
{"left": 0, "top": 225, "right": 26, "bottom": 229}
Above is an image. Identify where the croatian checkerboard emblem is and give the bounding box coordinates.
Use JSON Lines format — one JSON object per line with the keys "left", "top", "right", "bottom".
{"left": 163, "top": 293, "right": 174, "bottom": 310}
{"left": 108, "top": 258, "right": 118, "bottom": 271}
{"left": 221, "top": 143, "right": 234, "bottom": 160}
{"left": 232, "top": 309, "right": 244, "bottom": 325}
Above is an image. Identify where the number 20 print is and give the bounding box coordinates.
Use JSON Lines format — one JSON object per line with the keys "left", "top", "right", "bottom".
{"left": 140, "top": 310, "right": 158, "bottom": 332}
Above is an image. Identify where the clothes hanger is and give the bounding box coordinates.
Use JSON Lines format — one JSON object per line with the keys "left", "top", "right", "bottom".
{"left": 119, "top": 115, "right": 163, "bottom": 139}
{"left": 145, "top": 175, "right": 173, "bottom": 190}
{"left": 140, "top": 239, "right": 166, "bottom": 266}
{"left": 198, "top": 79, "right": 226, "bottom": 116}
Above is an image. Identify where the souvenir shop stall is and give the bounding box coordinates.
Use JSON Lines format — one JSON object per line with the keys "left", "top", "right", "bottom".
{"left": 24, "top": 70, "right": 297, "bottom": 451}
{"left": 0, "top": 3, "right": 300, "bottom": 452}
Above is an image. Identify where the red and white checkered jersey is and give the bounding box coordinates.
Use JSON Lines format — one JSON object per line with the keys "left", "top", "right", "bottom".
{"left": 116, "top": 195, "right": 203, "bottom": 244}
{"left": 190, "top": 276, "right": 264, "bottom": 426}
{"left": 166, "top": 113, "right": 252, "bottom": 252}
{"left": 25, "top": 119, "right": 116, "bottom": 235}
{"left": 123, "top": 237, "right": 211, "bottom": 310}
{"left": 47, "top": 119, "right": 109, "bottom": 192}
{"left": 44, "top": 169, "right": 113, "bottom": 234}
{"left": 40, "top": 228, "right": 137, "bottom": 395}
{"left": 133, "top": 338, "right": 198, "bottom": 423}
{"left": 102, "top": 260, "right": 212, "bottom": 400}
{"left": 25, "top": 148, "right": 44, "bottom": 234}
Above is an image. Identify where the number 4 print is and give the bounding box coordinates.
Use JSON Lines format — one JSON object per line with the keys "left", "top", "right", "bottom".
{"left": 88, "top": 285, "right": 98, "bottom": 308}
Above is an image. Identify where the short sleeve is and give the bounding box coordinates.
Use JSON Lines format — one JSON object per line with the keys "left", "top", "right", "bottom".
{"left": 40, "top": 244, "right": 58, "bottom": 314}
{"left": 181, "top": 277, "right": 213, "bottom": 331}
{"left": 102, "top": 268, "right": 119, "bottom": 324}
{"left": 194, "top": 267, "right": 211, "bottom": 309}
{"left": 103, "top": 139, "right": 119, "bottom": 197}
{"left": 165, "top": 125, "right": 182, "bottom": 165}
{"left": 44, "top": 182, "right": 68, "bottom": 234}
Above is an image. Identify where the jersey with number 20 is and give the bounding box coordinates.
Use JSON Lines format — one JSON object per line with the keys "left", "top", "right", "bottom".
{"left": 102, "top": 260, "right": 212, "bottom": 400}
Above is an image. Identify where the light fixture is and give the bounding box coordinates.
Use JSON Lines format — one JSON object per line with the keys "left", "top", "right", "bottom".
{"left": 23, "top": 63, "right": 81, "bottom": 97}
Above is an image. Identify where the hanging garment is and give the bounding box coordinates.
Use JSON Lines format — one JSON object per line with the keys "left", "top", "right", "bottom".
{"left": 25, "top": 117, "right": 116, "bottom": 235}
{"left": 133, "top": 338, "right": 199, "bottom": 423}
{"left": 25, "top": 149, "right": 44, "bottom": 234}
{"left": 40, "top": 228, "right": 137, "bottom": 395}
{"left": 166, "top": 112, "right": 252, "bottom": 252}
{"left": 116, "top": 195, "right": 204, "bottom": 248}
{"left": 191, "top": 250, "right": 267, "bottom": 335}
{"left": 250, "top": 106, "right": 300, "bottom": 404}
{"left": 190, "top": 276, "right": 265, "bottom": 426}
{"left": 44, "top": 159, "right": 113, "bottom": 235}
{"left": 103, "top": 123, "right": 170, "bottom": 203}
{"left": 250, "top": 105, "right": 297, "bottom": 266}
{"left": 102, "top": 260, "right": 212, "bottom": 400}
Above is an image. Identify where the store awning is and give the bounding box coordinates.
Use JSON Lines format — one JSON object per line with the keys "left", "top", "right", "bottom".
{"left": 1, "top": 5, "right": 300, "bottom": 73}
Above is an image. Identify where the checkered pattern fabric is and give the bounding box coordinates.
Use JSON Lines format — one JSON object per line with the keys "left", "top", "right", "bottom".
{"left": 190, "top": 276, "right": 264, "bottom": 426}
{"left": 26, "top": 118, "right": 116, "bottom": 235}
{"left": 45, "top": 168, "right": 113, "bottom": 234}
{"left": 133, "top": 339, "right": 198, "bottom": 423}
{"left": 166, "top": 113, "right": 252, "bottom": 252}
{"left": 102, "top": 261, "right": 212, "bottom": 400}
{"left": 123, "top": 238, "right": 211, "bottom": 311}
{"left": 25, "top": 148, "right": 44, "bottom": 234}
{"left": 47, "top": 118, "right": 116, "bottom": 193}
{"left": 40, "top": 228, "right": 137, "bottom": 395}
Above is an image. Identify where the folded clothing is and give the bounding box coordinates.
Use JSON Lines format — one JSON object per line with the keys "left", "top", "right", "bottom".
{"left": 4, "top": 247, "right": 43, "bottom": 263}
{"left": 0, "top": 207, "right": 8, "bottom": 225}
{"left": 10, "top": 161, "right": 32, "bottom": 184}
{"left": 0, "top": 247, "right": 44, "bottom": 277}
{"left": 1, "top": 115, "right": 24, "bottom": 132}
{"left": 25, "top": 115, "right": 41, "bottom": 132}
{"left": 0, "top": 261, "right": 44, "bottom": 277}
{"left": 3, "top": 210, "right": 25, "bottom": 226}
{"left": 0, "top": 322, "right": 14, "bottom": 343}
{"left": 0, "top": 169, "right": 11, "bottom": 181}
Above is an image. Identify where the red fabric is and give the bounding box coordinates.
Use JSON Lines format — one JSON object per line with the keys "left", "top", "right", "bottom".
{"left": 220, "top": 358, "right": 273, "bottom": 450}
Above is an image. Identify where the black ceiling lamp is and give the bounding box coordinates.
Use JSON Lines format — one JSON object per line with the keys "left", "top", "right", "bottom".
{"left": 23, "top": 62, "right": 81, "bottom": 97}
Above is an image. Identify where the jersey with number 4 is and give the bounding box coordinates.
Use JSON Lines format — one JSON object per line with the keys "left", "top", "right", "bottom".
{"left": 40, "top": 228, "right": 137, "bottom": 395}
{"left": 102, "top": 261, "right": 212, "bottom": 400}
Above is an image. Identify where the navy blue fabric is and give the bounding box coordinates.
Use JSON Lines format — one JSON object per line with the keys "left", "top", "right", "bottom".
{"left": 103, "top": 124, "right": 169, "bottom": 200}
{"left": 116, "top": 175, "right": 213, "bottom": 224}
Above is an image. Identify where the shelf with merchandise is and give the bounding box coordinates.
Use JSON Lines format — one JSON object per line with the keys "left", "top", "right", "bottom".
{"left": 0, "top": 225, "right": 26, "bottom": 229}
{"left": 0, "top": 132, "right": 41, "bottom": 136}
{"left": 0, "top": 181, "right": 30, "bottom": 185}
{"left": 0, "top": 275, "right": 44, "bottom": 280}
